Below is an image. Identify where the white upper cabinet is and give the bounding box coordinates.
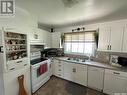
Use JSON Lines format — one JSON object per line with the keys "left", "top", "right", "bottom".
{"left": 51, "top": 32, "right": 61, "bottom": 48}
{"left": 110, "top": 23, "right": 124, "bottom": 52}
{"left": 29, "top": 27, "right": 51, "bottom": 47}
{"left": 98, "top": 24, "right": 110, "bottom": 51}
{"left": 122, "top": 24, "right": 127, "bottom": 52}
{"left": 98, "top": 22, "right": 124, "bottom": 52}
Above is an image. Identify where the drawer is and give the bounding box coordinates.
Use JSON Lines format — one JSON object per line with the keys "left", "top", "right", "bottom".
{"left": 105, "top": 69, "right": 127, "bottom": 78}
{"left": 88, "top": 66, "right": 104, "bottom": 72}
{"left": 56, "top": 72, "right": 64, "bottom": 77}
{"left": 7, "top": 57, "right": 28, "bottom": 71}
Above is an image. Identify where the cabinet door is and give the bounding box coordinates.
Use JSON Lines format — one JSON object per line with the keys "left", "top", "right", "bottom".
{"left": 122, "top": 25, "right": 127, "bottom": 52}
{"left": 63, "top": 62, "right": 74, "bottom": 82}
{"left": 98, "top": 25, "right": 110, "bottom": 51}
{"left": 51, "top": 32, "right": 61, "bottom": 48}
{"left": 74, "top": 64, "right": 87, "bottom": 86}
{"left": 104, "top": 70, "right": 127, "bottom": 95}
{"left": 52, "top": 59, "right": 59, "bottom": 76}
{"left": 88, "top": 66, "right": 104, "bottom": 91}
{"left": 29, "top": 28, "right": 43, "bottom": 42}
{"left": 110, "top": 23, "right": 124, "bottom": 52}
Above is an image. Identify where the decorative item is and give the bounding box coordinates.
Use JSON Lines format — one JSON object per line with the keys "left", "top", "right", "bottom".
{"left": 18, "top": 75, "right": 28, "bottom": 95}
{"left": 34, "top": 34, "right": 38, "bottom": 39}
{"left": 72, "top": 27, "right": 85, "bottom": 32}
{"left": 94, "top": 29, "right": 99, "bottom": 48}
{"left": 61, "top": 33, "right": 65, "bottom": 48}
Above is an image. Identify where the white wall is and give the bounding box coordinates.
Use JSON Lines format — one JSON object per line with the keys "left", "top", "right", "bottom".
{"left": 51, "top": 19, "right": 127, "bottom": 48}
{"left": 54, "top": 19, "right": 127, "bottom": 33}
{"left": 0, "top": 6, "right": 32, "bottom": 95}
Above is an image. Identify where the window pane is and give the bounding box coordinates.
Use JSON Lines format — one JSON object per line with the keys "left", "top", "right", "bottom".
{"left": 65, "top": 35, "right": 71, "bottom": 41}
{"left": 78, "top": 43, "right": 84, "bottom": 53}
{"left": 79, "top": 33, "right": 85, "bottom": 41}
{"left": 85, "top": 32, "right": 95, "bottom": 42}
{"left": 72, "top": 43, "right": 78, "bottom": 52}
{"left": 84, "top": 43, "right": 95, "bottom": 55}
{"left": 72, "top": 34, "right": 79, "bottom": 42}
{"left": 64, "top": 43, "right": 71, "bottom": 52}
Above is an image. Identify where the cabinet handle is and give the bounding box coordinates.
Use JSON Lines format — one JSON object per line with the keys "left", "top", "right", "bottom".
{"left": 24, "top": 64, "right": 27, "bottom": 66}
{"left": 73, "top": 68, "right": 76, "bottom": 73}
{"left": 17, "top": 61, "right": 23, "bottom": 63}
{"left": 58, "top": 69, "right": 61, "bottom": 71}
{"left": 58, "top": 65, "right": 61, "bottom": 66}
{"left": 110, "top": 45, "right": 111, "bottom": 50}
{"left": 107, "top": 45, "right": 109, "bottom": 50}
{"left": 113, "top": 72, "right": 120, "bottom": 75}
{"left": 10, "top": 68, "right": 15, "bottom": 70}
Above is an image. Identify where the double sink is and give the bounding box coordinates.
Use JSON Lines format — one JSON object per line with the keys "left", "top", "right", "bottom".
{"left": 66, "top": 57, "right": 86, "bottom": 62}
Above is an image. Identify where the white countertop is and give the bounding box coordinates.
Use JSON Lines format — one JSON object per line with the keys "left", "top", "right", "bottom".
{"left": 54, "top": 57, "right": 127, "bottom": 72}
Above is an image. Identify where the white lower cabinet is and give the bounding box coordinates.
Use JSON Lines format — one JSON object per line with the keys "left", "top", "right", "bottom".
{"left": 74, "top": 63, "right": 87, "bottom": 86}
{"left": 88, "top": 66, "right": 104, "bottom": 91}
{"left": 52, "top": 59, "right": 64, "bottom": 78}
{"left": 103, "top": 69, "right": 127, "bottom": 95}
{"left": 63, "top": 61, "right": 87, "bottom": 86}
{"left": 63, "top": 62, "right": 74, "bottom": 81}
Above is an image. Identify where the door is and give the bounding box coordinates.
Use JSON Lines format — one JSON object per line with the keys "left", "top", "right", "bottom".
{"left": 63, "top": 62, "right": 74, "bottom": 82}
{"left": 104, "top": 70, "right": 127, "bottom": 95}
{"left": 74, "top": 64, "right": 87, "bottom": 86}
{"left": 110, "top": 23, "right": 124, "bottom": 52}
{"left": 98, "top": 24, "right": 110, "bottom": 51}
{"left": 88, "top": 66, "right": 104, "bottom": 91}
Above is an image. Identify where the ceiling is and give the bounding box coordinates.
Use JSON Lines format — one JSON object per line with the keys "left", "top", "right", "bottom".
{"left": 17, "top": 0, "right": 127, "bottom": 28}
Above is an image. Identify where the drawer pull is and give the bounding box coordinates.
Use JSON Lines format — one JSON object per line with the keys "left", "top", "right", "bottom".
{"left": 73, "top": 68, "right": 76, "bottom": 73}
{"left": 17, "top": 61, "right": 23, "bottom": 63}
{"left": 24, "top": 64, "right": 27, "bottom": 66}
{"left": 10, "top": 68, "right": 15, "bottom": 70}
{"left": 58, "top": 69, "right": 61, "bottom": 71}
{"left": 113, "top": 72, "right": 120, "bottom": 75}
{"left": 58, "top": 65, "right": 61, "bottom": 66}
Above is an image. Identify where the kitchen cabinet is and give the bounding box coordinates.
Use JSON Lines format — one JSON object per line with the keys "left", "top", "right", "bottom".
{"left": 88, "top": 66, "right": 104, "bottom": 91}
{"left": 29, "top": 27, "right": 43, "bottom": 42}
{"left": 122, "top": 24, "right": 127, "bottom": 52}
{"left": 29, "top": 27, "right": 51, "bottom": 47}
{"left": 51, "top": 32, "right": 61, "bottom": 48}
{"left": 110, "top": 23, "right": 124, "bottom": 52}
{"left": 52, "top": 59, "right": 64, "bottom": 78}
{"left": 98, "top": 24, "right": 110, "bottom": 51}
{"left": 63, "top": 61, "right": 87, "bottom": 86}
{"left": 98, "top": 23, "right": 124, "bottom": 52}
{"left": 74, "top": 63, "right": 87, "bottom": 86}
{"left": 63, "top": 61, "right": 75, "bottom": 81}
{"left": 103, "top": 69, "right": 127, "bottom": 95}
{"left": 3, "top": 66, "right": 31, "bottom": 95}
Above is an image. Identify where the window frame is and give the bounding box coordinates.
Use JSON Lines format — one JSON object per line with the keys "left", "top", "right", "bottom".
{"left": 63, "top": 31, "right": 97, "bottom": 56}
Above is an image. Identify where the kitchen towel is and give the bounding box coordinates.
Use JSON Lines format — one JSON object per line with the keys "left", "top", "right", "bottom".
{"left": 38, "top": 63, "right": 47, "bottom": 75}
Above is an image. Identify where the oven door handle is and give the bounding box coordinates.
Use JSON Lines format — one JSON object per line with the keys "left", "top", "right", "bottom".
{"left": 31, "top": 65, "right": 40, "bottom": 70}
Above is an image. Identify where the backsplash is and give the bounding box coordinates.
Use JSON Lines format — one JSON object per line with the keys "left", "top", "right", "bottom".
{"left": 91, "top": 51, "right": 127, "bottom": 64}
{"left": 65, "top": 51, "right": 127, "bottom": 64}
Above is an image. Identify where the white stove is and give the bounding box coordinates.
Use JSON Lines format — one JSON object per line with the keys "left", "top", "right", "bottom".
{"left": 30, "top": 51, "right": 51, "bottom": 93}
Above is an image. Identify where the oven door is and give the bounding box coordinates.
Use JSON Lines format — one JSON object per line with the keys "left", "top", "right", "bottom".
{"left": 31, "top": 61, "right": 50, "bottom": 93}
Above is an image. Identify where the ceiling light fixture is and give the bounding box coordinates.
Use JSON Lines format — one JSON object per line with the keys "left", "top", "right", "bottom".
{"left": 61, "top": 0, "right": 79, "bottom": 8}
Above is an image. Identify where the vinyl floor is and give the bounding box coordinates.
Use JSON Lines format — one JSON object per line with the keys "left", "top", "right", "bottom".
{"left": 33, "top": 76, "right": 107, "bottom": 95}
